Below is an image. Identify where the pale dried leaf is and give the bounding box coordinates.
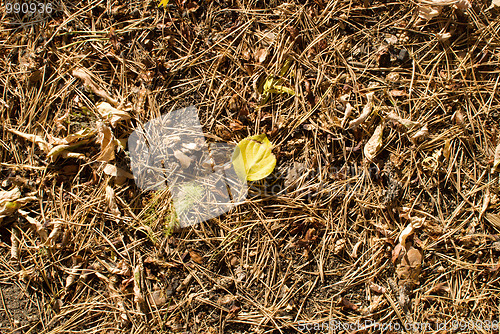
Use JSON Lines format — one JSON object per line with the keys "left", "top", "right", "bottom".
{"left": 65, "top": 262, "right": 83, "bottom": 289}
{"left": 348, "top": 92, "right": 374, "bottom": 129}
{"left": 96, "top": 122, "right": 116, "bottom": 162}
{"left": 492, "top": 141, "right": 500, "bottom": 173}
{"left": 364, "top": 124, "right": 384, "bottom": 162}
{"left": 386, "top": 111, "right": 421, "bottom": 130}
{"left": 96, "top": 102, "right": 131, "bottom": 127}
{"left": 103, "top": 164, "right": 134, "bottom": 185}
{"left": 369, "top": 282, "right": 386, "bottom": 294}
{"left": 436, "top": 31, "right": 452, "bottom": 42}
{"left": 0, "top": 188, "right": 37, "bottom": 223}
{"left": 72, "top": 68, "right": 118, "bottom": 106}
{"left": 351, "top": 240, "right": 363, "bottom": 258}
{"left": 411, "top": 124, "right": 429, "bottom": 143}
{"left": 106, "top": 185, "right": 121, "bottom": 216}
{"left": 341, "top": 102, "right": 353, "bottom": 128}
{"left": 60, "top": 151, "right": 86, "bottom": 160}
{"left": 255, "top": 48, "right": 268, "bottom": 63}
{"left": 45, "top": 220, "right": 64, "bottom": 247}
{"left": 18, "top": 209, "right": 48, "bottom": 242}
{"left": 10, "top": 224, "right": 20, "bottom": 260}
{"left": 399, "top": 223, "right": 414, "bottom": 245}
{"left": 174, "top": 150, "right": 193, "bottom": 169}
{"left": 418, "top": 5, "right": 442, "bottom": 20}
{"left": 8, "top": 128, "right": 51, "bottom": 153}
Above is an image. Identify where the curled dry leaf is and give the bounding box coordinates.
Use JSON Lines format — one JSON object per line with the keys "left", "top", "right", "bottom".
{"left": 492, "top": 141, "right": 500, "bottom": 173}
{"left": 189, "top": 249, "right": 204, "bottom": 264}
{"left": 411, "top": 124, "right": 429, "bottom": 143}
{"left": 106, "top": 185, "right": 121, "bottom": 216}
{"left": 174, "top": 150, "right": 193, "bottom": 169}
{"left": 45, "top": 220, "right": 64, "bottom": 248}
{"left": 436, "top": 31, "right": 452, "bottom": 42}
{"left": 96, "top": 102, "right": 131, "bottom": 128}
{"left": 8, "top": 128, "right": 51, "bottom": 153}
{"left": 364, "top": 124, "right": 384, "bottom": 163}
{"left": 18, "top": 209, "right": 48, "bottom": 243}
{"left": 348, "top": 92, "right": 374, "bottom": 129}
{"left": 369, "top": 282, "right": 387, "bottom": 294}
{"left": 417, "top": 5, "right": 442, "bottom": 20}
{"left": 351, "top": 240, "right": 363, "bottom": 258}
{"left": 392, "top": 242, "right": 404, "bottom": 264}
{"left": 10, "top": 224, "right": 20, "bottom": 260}
{"left": 397, "top": 246, "right": 423, "bottom": 282}
{"left": 0, "top": 188, "right": 37, "bottom": 223}
{"left": 386, "top": 111, "right": 421, "bottom": 131}
{"left": 399, "top": 223, "right": 414, "bottom": 245}
{"left": 341, "top": 102, "right": 354, "bottom": 128}
{"left": 65, "top": 262, "right": 83, "bottom": 289}
{"left": 103, "top": 164, "right": 134, "bottom": 185}
{"left": 96, "top": 122, "right": 117, "bottom": 162}
{"left": 254, "top": 48, "right": 268, "bottom": 63}
{"left": 417, "top": 0, "right": 471, "bottom": 20}
{"left": 339, "top": 297, "right": 358, "bottom": 311}
{"left": 72, "top": 68, "right": 118, "bottom": 106}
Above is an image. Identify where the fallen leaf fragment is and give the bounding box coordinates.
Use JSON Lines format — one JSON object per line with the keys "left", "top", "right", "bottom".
{"left": 369, "top": 282, "right": 386, "bottom": 294}
{"left": 148, "top": 290, "right": 167, "bottom": 307}
{"left": 72, "top": 69, "right": 118, "bottom": 106}
{"left": 411, "top": 124, "right": 429, "bottom": 143}
{"left": 492, "top": 141, "right": 500, "bottom": 173}
{"left": 386, "top": 111, "right": 420, "bottom": 130}
{"left": 96, "top": 102, "right": 131, "bottom": 127}
{"left": 364, "top": 124, "right": 384, "bottom": 163}
{"left": 341, "top": 102, "right": 354, "bottom": 128}
{"left": 428, "top": 282, "right": 450, "bottom": 294}
{"left": 10, "top": 224, "right": 20, "bottom": 260}
{"left": 174, "top": 150, "right": 193, "bottom": 169}
{"left": 399, "top": 223, "right": 414, "bottom": 245}
{"left": 106, "top": 185, "right": 121, "bottom": 216}
{"left": 189, "top": 249, "right": 204, "bottom": 264}
{"left": 103, "top": 164, "right": 134, "bottom": 185}
{"left": 339, "top": 297, "right": 358, "bottom": 311}
{"left": 0, "top": 188, "right": 37, "bottom": 223}
{"left": 8, "top": 128, "right": 51, "bottom": 153}
{"left": 417, "top": 5, "right": 442, "bottom": 20}
{"left": 65, "top": 261, "right": 83, "bottom": 289}
{"left": 254, "top": 48, "right": 268, "bottom": 63}
{"left": 18, "top": 209, "right": 48, "bottom": 242}
{"left": 349, "top": 92, "right": 374, "bottom": 129}
{"left": 416, "top": 0, "right": 471, "bottom": 20}
{"left": 397, "top": 246, "right": 423, "bottom": 282}
{"left": 96, "top": 122, "right": 117, "bottom": 162}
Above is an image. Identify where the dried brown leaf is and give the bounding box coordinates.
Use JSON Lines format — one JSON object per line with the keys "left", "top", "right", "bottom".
{"left": 72, "top": 68, "right": 118, "bottom": 106}
{"left": 106, "top": 185, "right": 121, "bottom": 216}
{"left": 364, "top": 124, "right": 384, "bottom": 163}
{"left": 96, "top": 102, "right": 131, "bottom": 128}
{"left": 348, "top": 92, "right": 374, "bottom": 129}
